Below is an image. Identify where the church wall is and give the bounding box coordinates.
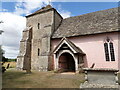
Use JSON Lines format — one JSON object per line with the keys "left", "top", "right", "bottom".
{"left": 19, "top": 31, "right": 29, "bottom": 56}
{"left": 51, "top": 32, "right": 119, "bottom": 70}
{"left": 54, "top": 11, "right": 63, "bottom": 31}
{"left": 17, "top": 30, "right": 30, "bottom": 70}
{"left": 26, "top": 10, "right": 54, "bottom": 70}
{"left": 16, "top": 56, "right": 24, "bottom": 70}
{"left": 17, "top": 7, "right": 63, "bottom": 70}
{"left": 48, "top": 10, "right": 63, "bottom": 70}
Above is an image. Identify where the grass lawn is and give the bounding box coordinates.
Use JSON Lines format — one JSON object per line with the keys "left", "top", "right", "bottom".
{"left": 3, "top": 62, "right": 16, "bottom": 68}
{"left": 2, "top": 62, "right": 120, "bottom": 88}
{"left": 2, "top": 69, "right": 85, "bottom": 88}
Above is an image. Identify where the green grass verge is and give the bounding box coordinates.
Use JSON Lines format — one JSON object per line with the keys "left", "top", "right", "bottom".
{"left": 2, "top": 69, "right": 85, "bottom": 88}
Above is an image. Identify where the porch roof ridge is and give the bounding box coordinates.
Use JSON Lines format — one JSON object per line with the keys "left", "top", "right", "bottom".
{"left": 50, "top": 37, "right": 85, "bottom": 55}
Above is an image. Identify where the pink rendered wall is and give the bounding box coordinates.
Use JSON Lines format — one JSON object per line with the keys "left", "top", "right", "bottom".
{"left": 51, "top": 32, "right": 119, "bottom": 70}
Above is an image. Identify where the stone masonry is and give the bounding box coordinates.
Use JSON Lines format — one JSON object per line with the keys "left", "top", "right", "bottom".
{"left": 17, "top": 5, "right": 62, "bottom": 71}
{"left": 17, "top": 5, "right": 119, "bottom": 72}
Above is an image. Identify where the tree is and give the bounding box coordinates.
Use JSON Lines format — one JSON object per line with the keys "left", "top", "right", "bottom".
{"left": 0, "top": 21, "right": 4, "bottom": 34}
{"left": 0, "top": 21, "right": 4, "bottom": 61}
{"left": 2, "top": 56, "right": 8, "bottom": 62}
{"left": 0, "top": 46, "right": 4, "bottom": 62}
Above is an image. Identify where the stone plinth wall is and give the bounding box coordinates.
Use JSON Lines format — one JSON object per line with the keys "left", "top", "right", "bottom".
{"left": 80, "top": 68, "right": 119, "bottom": 89}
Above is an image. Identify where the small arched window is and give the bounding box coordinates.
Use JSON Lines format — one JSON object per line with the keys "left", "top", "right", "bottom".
{"left": 104, "top": 37, "right": 115, "bottom": 61}
{"left": 38, "top": 23, "right": 40, "bottom": 29}
{"left": 109, "top": 42, "right": 115, "bottom": 61}
{"left": 38, "top": 48, "right": 40, "bottom": 56}
{"left": 104, "top": 43, "right": 110, "bottom": 61}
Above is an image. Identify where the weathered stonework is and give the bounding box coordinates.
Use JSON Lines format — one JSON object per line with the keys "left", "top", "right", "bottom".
{"left": 80, "top": 68, "right": 119, "bottom": 89}
{"left": 17, "top": 27, "right": 32, "bottom": 70}
{"left": 17, "top": 5, "right": 62, "bottom": 71}
{"left": 17, "top": 5, "right": 119, "bottom": 72}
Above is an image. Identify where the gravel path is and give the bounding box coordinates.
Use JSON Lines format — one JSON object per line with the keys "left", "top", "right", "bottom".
{"left": 53, "top": 72, "right": 85, "bottom": 80}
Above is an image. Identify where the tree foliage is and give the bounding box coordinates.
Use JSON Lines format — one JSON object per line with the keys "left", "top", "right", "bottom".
{"left": 0, "top": 45, "right": 4, "bottom": 61}
{"left": 2, "top": 56, "right": 8, "bottom": 62}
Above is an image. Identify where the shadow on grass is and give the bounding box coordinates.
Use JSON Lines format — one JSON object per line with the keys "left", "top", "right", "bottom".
{"left": 2, "top": 70, "right": 85, "bottom": 88}
{"left": 3, "top": 70, "right": 28, "bottom": 80}
{"left": 2, "top": 70, "right": 32, "bottom": 88}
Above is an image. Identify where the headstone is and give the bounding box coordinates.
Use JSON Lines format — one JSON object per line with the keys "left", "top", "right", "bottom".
{"left": 80, "top": 68, "right": 119, "bottom": 90}
{"left": 6, "top": 63, "right": 10, "bottom": 69}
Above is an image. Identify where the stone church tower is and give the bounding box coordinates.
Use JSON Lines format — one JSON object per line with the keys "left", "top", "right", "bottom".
{"left": 17, "top": 5, "right": 63, "bottom": 71}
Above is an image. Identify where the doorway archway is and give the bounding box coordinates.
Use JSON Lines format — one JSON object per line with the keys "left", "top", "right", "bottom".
{"left": 58, "top": 53, "right": 75, "bottom": 72}
{"left": 52, "top": 37, "right": 85, "bottom": 72}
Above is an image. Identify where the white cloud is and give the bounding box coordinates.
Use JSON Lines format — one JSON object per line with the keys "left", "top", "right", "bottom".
{"left": 1, "top": 0, "right": 119, "bottom": 2}
{"left": 57, "top": 4, "right": 71, "bottom": 18}
{"left": 60, "top": 10, "right": 71, "bottom": 18}
{"left": 0, "top": 1, "right": 72, "bottom": 59}
{"left": 1, "top": 0, "right": 116, "bottom": 59}
{"left": 52, "top": 0, "right": 119, "bottom": 2}
{"left": 0, "top": 12, "right": 26, "bottom": 58}
{"left": 14, "top": 0, "right": 49, "bottom": 15}
{"left": 2, "top": 9, "right": 8, "bottom": 12}
{"left": 14, "top": 0, "right": 71, "bottom": 18}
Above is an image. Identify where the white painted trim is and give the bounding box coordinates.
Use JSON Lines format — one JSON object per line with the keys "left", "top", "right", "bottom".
{"left": 54, "top": 39, "right": 77, "bottom": 54}
{"left": 54, "top": 49, "right": 78, "bottom": 71}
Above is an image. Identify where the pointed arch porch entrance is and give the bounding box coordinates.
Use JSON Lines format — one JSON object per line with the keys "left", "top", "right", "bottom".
{"left": 52, "top": 37, "right": 85, "bottom": 73}
{"left": 59, "top": 52, "right": 75, "bottom": 72}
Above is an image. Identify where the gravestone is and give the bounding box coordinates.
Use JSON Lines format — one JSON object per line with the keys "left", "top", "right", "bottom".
{"left": 80, "top": 68, "right": 119, "bottom": 90}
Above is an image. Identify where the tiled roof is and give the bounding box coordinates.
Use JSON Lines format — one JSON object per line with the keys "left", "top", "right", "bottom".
{"left": 52, "top": 7, "right": 119, "bottom": 38}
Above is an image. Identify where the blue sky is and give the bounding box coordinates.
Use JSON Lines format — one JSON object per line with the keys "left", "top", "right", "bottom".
{"left": 52, "top": 2, "right": 118, "bottom": 16}
{"left": 1, "top": 2, "right": 118, "bottom": 16}
{"left": 0, "top": 1, "right": 119, "bottom": 58}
